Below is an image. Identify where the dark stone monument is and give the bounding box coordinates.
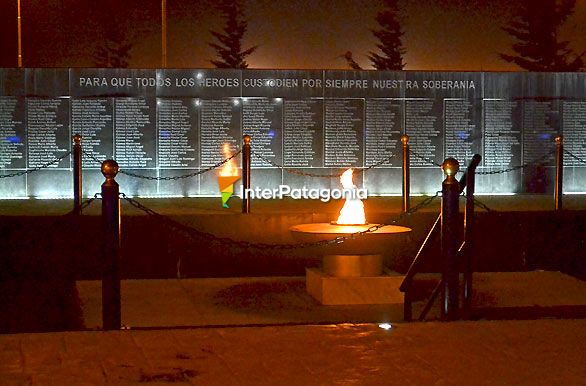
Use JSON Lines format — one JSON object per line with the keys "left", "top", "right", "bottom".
{"left": 0, "top": 68, "right": 585, "bottom": 198}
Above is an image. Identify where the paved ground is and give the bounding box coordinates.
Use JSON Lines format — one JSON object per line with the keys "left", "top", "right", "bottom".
{"left": 77, "top": 271, "right": 586, "bottom": 329}
{"left": 2, "top": 197, "right": 585, "bottom": 384}
{"left": 1, "top": 319, "right": 585, "bottom": 385}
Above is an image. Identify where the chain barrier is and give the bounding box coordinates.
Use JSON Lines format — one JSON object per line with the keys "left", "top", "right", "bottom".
{"left": 92, "top": 150, "right": 243, "bottom": 180}
{"left": 58, "top": 194, "right": 101, "bottom": 217}
{"left": 0, "top": 151, "right": 72, "bottom": 179}
{"left": 409, "top": 148, "right": 559, "bottom": 176}
{"left": 458, "top": 189, "right": 495, "bottom": 212}
{"left": 476, "top": 149, "right": 556, "bottom": 175}
{"left": 472, "top": 197, "right": 495, "bottom": 212}
{"left": 74, "top": 195, "right": 100, "bottom": 213}
{"left": 120, "top": 191, "right": 440, "bottom": 250}
{"left": 10, "top": 194, "right": 101, "bottom": 260}
{"left": 564, "top": 149, "right": 586, "bottom": 165}
{"left": 250, "top": 151, "right": 396, "bottom": 178}
{"left": 409, "top": 149, "right": 443, "bottom": 167}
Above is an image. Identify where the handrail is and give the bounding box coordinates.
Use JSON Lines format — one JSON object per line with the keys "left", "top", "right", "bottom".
{"left": 400, "top": 213, "right": 441, "bottom": 321}
{"left": 400, "top": 154, "right": 481, "bottom": 322}
{"left": 419, "top": 278, "right": 443, "bottom": 321}
{"left": 462, "top": 154, "right": 481, "bottom": 314}
{"left": 458, "top": 154, "right": 482, "bottom": 193}
{"left": 399, "top": 213, "right": 441, "bottom": 292}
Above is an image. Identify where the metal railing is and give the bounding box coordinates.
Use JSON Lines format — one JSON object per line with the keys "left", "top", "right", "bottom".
{"left": 400, "top": 154, "right": 481, "bottom": 321}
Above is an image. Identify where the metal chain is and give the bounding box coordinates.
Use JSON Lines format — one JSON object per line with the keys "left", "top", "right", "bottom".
{"left": 250, "top": 151, "right": 341, "bottom": 178}
{"left": 250, "top": 151, "right": 396, "bottom": 178}
{"left": 409, "top": 148, "right": 557, "bottom": 176}
{"left": 0, "top": 151, "right": 71, "bottom": 179}
{"left": 564, "top": 149, "right": 586, "bottom": 165}
{"left": 472, "top": 197, "right": 495, "bottom": 212}
{"left": 61, "top": 194, "right": 101, "bottom": 216}
{"left": 120, "top": 191, "right": 440, "bottom": 250}
{"left": 78, "top": 195, "right": 100, "bottom": 212}
{"left": 459, "top": 192, "right": 495, "bottom": 212}
{"left": 476, "top": 149, "right": 555, "bottom": 175}
{"left": 116, "top": 150, "right": 242, "bottom": 180}
{"left": 83, "top": 149, "right": 242, "bottom": 180}
{"left": 354, "top": 153, "right": 397, "bottom": 174}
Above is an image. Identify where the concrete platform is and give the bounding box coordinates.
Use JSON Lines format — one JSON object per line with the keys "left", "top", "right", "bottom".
{"left": 77, "top": 277, "right": 406, "bottom": 329}
{"left": 77, "top": 271, "right": 586, "bottom": 329}
{"left": 471, "top": 271, "right": 586, "bottom": 319}
{"left": 306, "top": 268, "right": 405, "bottom": 305}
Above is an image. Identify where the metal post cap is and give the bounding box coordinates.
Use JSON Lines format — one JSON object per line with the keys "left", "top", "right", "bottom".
{"left": 555, "top": 135, "right": 563, "bottom": 144}
{"left": 243, "top": 135, "right": 251, "bottom": 144}
{"left": 73, "top": 134, "right": 81, "bottom": 144}
{"left": 441, "top": 157, "right": 460, "bottom": 176}
{"left": 401, "top": 134, "right": 409, "bottom": 145}
{"left": 101, "top": 160, "right": 119, "bottom": 178}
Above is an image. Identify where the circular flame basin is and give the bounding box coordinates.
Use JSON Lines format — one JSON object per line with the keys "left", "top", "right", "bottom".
{"left": 290, "top": 223, "right": 412, "bottom": 277}
{"left": 289, "top": 223, "right": 412, "bottom": 256}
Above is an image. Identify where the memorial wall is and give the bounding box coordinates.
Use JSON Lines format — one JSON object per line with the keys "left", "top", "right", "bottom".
{"left": 0, "top": 68, "right": 585, "bottom": 198}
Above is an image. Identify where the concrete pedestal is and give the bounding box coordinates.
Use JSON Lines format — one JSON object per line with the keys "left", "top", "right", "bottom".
{"left": 306, "top": 268, "right": 404, "bottom": 305}
{"left": 323, "top": 254, "right": 383, "bottom": 277}
{"left": 291, "top": 223, "right": 411, "bottom": 305}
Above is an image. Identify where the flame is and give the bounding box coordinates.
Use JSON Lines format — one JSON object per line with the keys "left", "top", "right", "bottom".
{"left": 219, "top": 143, "right": 238, "bottom": 177}
{"left": 336, "top": 168, "right": 366, "bottom": 225}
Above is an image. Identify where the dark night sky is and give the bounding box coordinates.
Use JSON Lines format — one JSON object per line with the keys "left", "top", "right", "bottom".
{"left": 1, "top": 0, "right": 585, "bottom": 70}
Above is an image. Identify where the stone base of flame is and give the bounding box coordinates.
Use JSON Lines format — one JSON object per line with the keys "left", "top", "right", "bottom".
{"left": 306, "top": 258, "right": 404, "bottom": 305}
{"left": 322, "top": 254, "right": 383, "bottom": 277}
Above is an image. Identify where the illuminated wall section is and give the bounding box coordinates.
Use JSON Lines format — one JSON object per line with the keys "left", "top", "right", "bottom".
{"left": 0, "top": 68, "right": 585, "bottom": 198}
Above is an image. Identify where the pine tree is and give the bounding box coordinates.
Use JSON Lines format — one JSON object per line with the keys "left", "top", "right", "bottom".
{"left": 343, "top": 51, "right": 363, "bottom": 70}
{"left": 500, "top": 0, "right": 584, "bottom": 71}
{"left": 368, "top": 0, "right": 405, "bottom": 70}
{"left": 93, "top": 2, "right": 132, "bottom": 68}
{"left": 94, "top": 26, "right": 132, "bottom": 68}
{"left": 208, "top": 0, "right": 257, "bottom": 69}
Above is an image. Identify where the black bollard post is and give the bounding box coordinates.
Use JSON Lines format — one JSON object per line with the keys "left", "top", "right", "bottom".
{"left": 73, "top": 134, "right": 82, "bottom": 215}
{"left": 402, "top": 135, "right": 410, "bottom": 213}
{"left": 462, "top": 154, "right": 481, "bottom": 315}
{"left": 242, "top": 135, "right": 251, "bottom": 214}
{"left": 101, "top": 160, "right": 121, "bottom": 330}
{"left": 555, "top": 136, "right": 563, "bottom": 211}
{"left": 441, "top": 157, "right": 460, "bottom": 321}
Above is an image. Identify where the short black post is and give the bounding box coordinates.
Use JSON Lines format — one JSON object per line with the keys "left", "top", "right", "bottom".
{"left": 463, "top": 154, "right": 481, "bottom": 314}
{"left": 242, "top": 135, "right": 251, "bottom": 214}
{"left": 101, "top": 160, "right": 121, "bottom": 330}
{"left": 555, "top": 135, "right": 563, "bottom": 211}
{"left": 402, "top": 134, "right": 410, "bottom": 213}
{"left": 73, "top": 134, "right": 82, "bottom": 215}
{"left": 441, "top": 157, "right": 460, "bottom": 321}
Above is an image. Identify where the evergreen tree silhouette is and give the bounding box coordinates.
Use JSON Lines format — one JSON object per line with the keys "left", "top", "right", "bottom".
{"left": 93, "top": 2, "right": 132, "bottom": 68}
{"left": 209, "top": 0, "right": 257, "bottom": 68}
{"left": 368, "top": 0, "right": 405, "bottom": 70}
{"left": 500, "top": 0, "right": 584, "bottom": 71}
{"left": 343, "top": 51, "right": 363, "bottom": 70}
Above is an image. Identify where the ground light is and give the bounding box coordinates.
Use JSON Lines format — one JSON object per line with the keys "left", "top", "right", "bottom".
{"left": 378, "top": 323, "right": 393, "bottom": 330}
